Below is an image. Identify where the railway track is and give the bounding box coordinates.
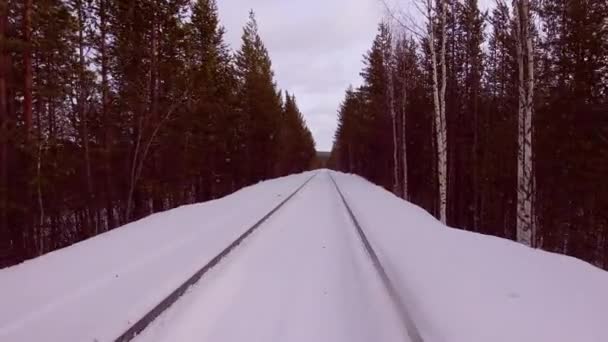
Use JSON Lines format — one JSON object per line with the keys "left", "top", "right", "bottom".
{"left": 116, "top": 171, "right": 422, "bottom": 342}
{"left": 328, "top": 173, "right": 424, "bottom": 342}
{"left": 114, "top": 173, "right": 317, "bottom": 342}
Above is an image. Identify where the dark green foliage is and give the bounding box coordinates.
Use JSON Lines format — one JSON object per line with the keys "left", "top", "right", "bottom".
{"left": 333, "top": 24, "right": 394, "bottom": 189}
{"left": 331, "top": 0, "right": 608, "bottom": 269}
{"left": 276, "top": 92, "right": 315, "bottom": 176}
{"left": 234, "top": 11, "right": 284, "bottom": 184}
{"left": 535, "top": 0, "right": 608, "bottom": 266}
{"left": 0, "top": 0, "right": 315, "bottom": 267}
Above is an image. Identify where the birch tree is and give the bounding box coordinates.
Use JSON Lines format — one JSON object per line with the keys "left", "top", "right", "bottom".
{"left": 435, "top": 0, "right": 448, "bottom": 224}
{"left": 383, "top": 0, "right": 448, "bottom": 221}
{"left": 513, "top": 0, "right": 535, "bottom": 246}
{"left": 421, "top": 0, "right": 448, "bottom": 223}
{"left": 383, "top": 28, "right": 399, "bottom": 195}
{"left": 393, "top": 36, "right": 417, "bottom": 201}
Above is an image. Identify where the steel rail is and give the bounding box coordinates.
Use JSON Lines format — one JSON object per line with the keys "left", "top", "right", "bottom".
{"left": 328, "top": 172, "right": 424, "bottom": 342}
{"left": 114, "top": 173, "right": 317, "bottom": 342}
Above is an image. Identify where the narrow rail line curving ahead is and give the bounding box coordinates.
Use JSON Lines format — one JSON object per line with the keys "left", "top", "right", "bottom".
{"left": 328, "top": 173, "right": 424, "bottom": 342}
{"left": 114, "top": 173, "right": 317, "bottom": 342}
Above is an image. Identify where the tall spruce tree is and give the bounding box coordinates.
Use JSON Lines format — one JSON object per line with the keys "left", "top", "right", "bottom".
{"left": 235, "top": 11, "right": 282, "bottom": 184}
{"left": 359, "top": 23, "right": 394, "bottom": 189}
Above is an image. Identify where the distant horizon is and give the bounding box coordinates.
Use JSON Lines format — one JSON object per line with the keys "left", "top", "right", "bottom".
{"left": 217, "top": 0, "right": 383, "bottom": 151}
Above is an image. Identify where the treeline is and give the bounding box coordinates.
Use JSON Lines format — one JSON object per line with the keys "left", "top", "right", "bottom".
{"left": 330, "top": 0, "right": 608, "bottom": 268}
{"left": 0, "top": 0, "right": 315, "bottom": 267}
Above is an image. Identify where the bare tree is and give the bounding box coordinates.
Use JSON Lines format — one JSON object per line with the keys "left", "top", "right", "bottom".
{"left": 513, "top": 0, "right": 535, "bottom": 246}
{"left": 383, "top": 0, "right": 448, "bottom": 222}
{"left": 394, "top": 35, "right": 411, "bottom": 200}
{"left": 384, "top": 30, "right": 399, "bottom": 195}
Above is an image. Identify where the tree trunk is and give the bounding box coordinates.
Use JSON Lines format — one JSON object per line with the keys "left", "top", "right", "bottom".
{"left": 388, "top": 57, "right": 399, "bottom": 195}
{"left": 401, "top": 74, "right": 408, "bottom": 200}
{"left": 514, "top": 0, "right": 535, "bottom": 246}
{"left": 0, "top": 3, "right": 8, "bottom": 247}
{"left": 99, "top": 0, "right": 114, "bottom": 230}
{"left": 36, "top": 141, "right": 44, "bottom": 255}
{"left": 23, "top": 0, "right": 33, "bottom": 136}
{"left": 76, "top": 0, "right": 95, "bottom": 236}
{"left": 427, "top": 0, "right": 448, "bottom": 223}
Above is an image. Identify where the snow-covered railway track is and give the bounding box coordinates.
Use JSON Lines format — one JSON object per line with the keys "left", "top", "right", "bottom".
{"left": 114, "top": 174, "right": 317, "bottom": 342}
{"left": 328, "top": 173, "right": 424, "bottom": 342}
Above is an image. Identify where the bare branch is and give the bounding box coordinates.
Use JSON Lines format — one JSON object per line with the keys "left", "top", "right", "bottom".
{"left": 379, "top": 0, "right": 425, "bottom": 40}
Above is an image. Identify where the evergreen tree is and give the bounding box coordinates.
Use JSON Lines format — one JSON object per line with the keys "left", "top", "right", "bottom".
{"left": 234, "top": 11, "right": 283, "bottom": 184}
{"left": 359, "top": 23, "right": 394, "bottom": 189}
{"left": 332, "top": 1, "right": 607, "bottom": 268}
{"left": 535, "top": 0, "right": 608, "bottom": 261}
{"left": 277, "top": 92, "right": 315, "bottom": 175}
{"left": 1, "top": 3, "right": 316, "bottom": 268}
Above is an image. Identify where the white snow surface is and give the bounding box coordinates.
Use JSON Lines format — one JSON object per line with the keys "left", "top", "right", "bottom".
{"left": 0, "top": 172, "right": 315, "bottom": 341}
{"left": 1, "top": 170, "right": 608, "bottom": 342}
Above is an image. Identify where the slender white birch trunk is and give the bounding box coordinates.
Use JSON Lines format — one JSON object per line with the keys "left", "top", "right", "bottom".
{"left": 401, "top": 73, "right": 408, "bottom": 200}
{"left": 514, "top": 0, "right": 535, "bottom": 246}
{"left": 427, "top": 0, "right": 448, "bottom": 223}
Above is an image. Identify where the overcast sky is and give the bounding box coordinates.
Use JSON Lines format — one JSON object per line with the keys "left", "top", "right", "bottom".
{"left": 216, "top": 1, "right": 495, "bottom": 151}
{"left": 217, "top": 0, "right": 384, "bottom": 151}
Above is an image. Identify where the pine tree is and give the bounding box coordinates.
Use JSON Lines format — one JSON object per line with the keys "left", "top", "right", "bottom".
{"left": 235, "top": 11, "right": 282, "bottom": 184}
{"left": 187, "top": 0, "right": 237, "bottom": 200}
{"left": 359, "top": 23, "right": 394, "bottom": 189}
{"left": 481, "top": 0, "right": 517, "bottom": 240}
{"left": 333, "top": 1, "right": 608, "bottom": 268}
{"left": 1, "top": 1, "right": 317, "bottom": 268}
{"left": 535, "top": 0, "right": 608, "bottom": 262}
{"left": 277, "top": 92, "right": 315, "bottom": 175}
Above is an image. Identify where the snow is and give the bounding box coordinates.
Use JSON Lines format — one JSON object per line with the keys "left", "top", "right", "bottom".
{"left": 134, "top": 171, "right": 407, "bottom": 342}
{"left": 331, "top": 171, "right": 608, "bottom": 342}
{"left": 0, "top": 172, "right": 315, "bottom": 342}
{"left": 2, "top": 169, "right": 608, "bottom": 342}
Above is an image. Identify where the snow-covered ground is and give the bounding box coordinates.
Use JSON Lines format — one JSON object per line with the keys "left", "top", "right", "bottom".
{"left": 333, "top": 172, "right": 608, "bottom": 342}
{"left": 135, "top": 170, "right": 407, "bottom": 342}
{"left": 0, "top": 172, "right": 315, "bottom": 341}
{"left": 1, "top": 170, "right": 607, "bottom": 342}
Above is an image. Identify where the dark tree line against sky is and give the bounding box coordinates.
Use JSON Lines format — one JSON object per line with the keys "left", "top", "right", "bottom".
{"left": 0, "top": 0, "right": 315, "bottom": 267}
{"left": 331, "top": 0, "right": 608, "bottom": 269}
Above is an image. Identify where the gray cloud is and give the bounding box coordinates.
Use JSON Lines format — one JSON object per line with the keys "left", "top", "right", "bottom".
{"left": 217, "top": 0, "right": 383, "bottom": 151}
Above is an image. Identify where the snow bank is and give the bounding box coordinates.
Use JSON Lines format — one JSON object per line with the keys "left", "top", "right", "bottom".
{"left": 0, "top": 172, "right": 315, "bottom": 342}
{"left": 332, "top": 171, "right": 608, "bottom": 342}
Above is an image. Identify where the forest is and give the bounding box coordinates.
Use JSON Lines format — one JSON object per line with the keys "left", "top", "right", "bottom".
{"left": 330, "top": 0, "right": 608, "bottom": 269}
{"left": 0, "top": 0, "right": 315, "bottom": 267}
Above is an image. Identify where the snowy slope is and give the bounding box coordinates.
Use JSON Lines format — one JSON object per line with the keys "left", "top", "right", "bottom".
{"left": 1, "top": 169, "right": 607, "bottom": 342}
{"left": 0, "top": 172, "right": 315, "bottom": 342}
{"left": 332, "top": 171, "right": 608, "bottom": 342}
